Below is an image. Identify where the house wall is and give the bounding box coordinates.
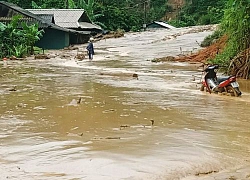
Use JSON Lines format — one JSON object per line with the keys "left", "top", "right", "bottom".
{"left": 36, "top": 28, "right": 69, "bottom": 49}
{"left": 69, "top": 33, "right": 89, "bottom": 44}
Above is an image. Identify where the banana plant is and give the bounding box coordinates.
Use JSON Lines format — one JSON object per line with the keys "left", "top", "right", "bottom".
{"left": 0, "top": 16, "right": 23, "bottom": 58}
{"left": 21, "top": 22, "right": 44, "bottom": 55}
{"left": 77, "top": 0, "right": 95, "bottom": 21}
{"left": 0, "top": 15, "right": 44, "bottom": 58}
{"left": 68, "top": 0, "right": 77, "bottom": 8}
{"left": 11, "top": 44, "right": 28, "bottom": 57}
{"left": 0, "top": 22, "right": 7, "bottom": 58}
{"left": 77, "top": 0, "right": 104, "bottom": 27}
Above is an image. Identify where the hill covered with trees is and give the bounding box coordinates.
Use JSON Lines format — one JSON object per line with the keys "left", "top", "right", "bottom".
{"left": 4, "top": 0, "right": 227, "bottom": 31}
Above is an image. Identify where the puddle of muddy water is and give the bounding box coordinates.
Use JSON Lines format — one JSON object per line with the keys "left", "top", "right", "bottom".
{"left": 1, "top": 26, "right": 250, "bottom": 180}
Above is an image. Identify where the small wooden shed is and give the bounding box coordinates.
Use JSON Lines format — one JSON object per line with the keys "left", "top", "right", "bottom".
{"left": 146, "top": 21, "right": 176, "bottom": 30}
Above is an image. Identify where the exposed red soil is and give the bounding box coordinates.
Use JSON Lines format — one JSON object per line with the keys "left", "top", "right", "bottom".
{"left": 174, "top": 35, "right": 227, "bottom": 63}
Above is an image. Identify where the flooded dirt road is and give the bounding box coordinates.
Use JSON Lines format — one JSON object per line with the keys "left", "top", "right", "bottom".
{"left": 1, "top": 26, "right": 250, "bottom": 180}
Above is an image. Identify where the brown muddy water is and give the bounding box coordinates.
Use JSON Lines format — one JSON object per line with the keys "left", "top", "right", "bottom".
{"left": 1, "top": 26, "right": 250, "bottom": 180}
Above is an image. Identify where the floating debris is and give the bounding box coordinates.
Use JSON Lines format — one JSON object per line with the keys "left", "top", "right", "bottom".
{"left": 92, "top": 137, "right": 121, "bottom": 140}
{"left": 120, "top": 125, "right": 130, "bottom": 130}
{"left": 150, "top": 120, "right": 154, "bottom": 126}
{"left": 67, "top": 98, "right": 81, "bottom": 106}
{"left": 9, "top": 86, "right": 17, "bottom": 92}
{"left": 17, "top": 103, "right": 27, "bottom": 108}
{"left": 77, "top": 97, "right": 82, "bottom": 104}
{"left": 102, "top": 109, "right": 116, "bottom": 113}
{"left": 75, "top": 53, "right": 85, "bottom": 60}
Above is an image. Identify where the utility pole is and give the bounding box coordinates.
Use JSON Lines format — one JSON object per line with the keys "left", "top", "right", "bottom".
{"left": 143, "top": 0, "right": 149, "bottom": 30}
{"left": 65, "top": 0, "right": 69, "bottom": 9}
{"left": 143, "top": 1, "right": 146, "bottom": 30}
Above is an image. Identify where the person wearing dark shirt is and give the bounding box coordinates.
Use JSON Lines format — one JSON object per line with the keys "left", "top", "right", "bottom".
{"left": 86, "top": 37, "right": 94, "bottom": 60}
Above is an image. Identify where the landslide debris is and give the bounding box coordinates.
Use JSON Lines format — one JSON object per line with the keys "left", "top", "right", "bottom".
{"left": 155, "top": 32, "right": 250, "bottom": 79}
{"left": 174, "top": 35, "right": 227, "bottom": 63}
{"left": 94, "top": 30, "right": 125, "bottom": 41}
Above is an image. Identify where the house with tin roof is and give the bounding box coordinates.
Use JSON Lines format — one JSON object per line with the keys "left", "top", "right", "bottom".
{"left": 0, "top": 1, "right": 96, "bottom": 49}
{"left": 27, "top": 9, "right": 102, "bottom": 36}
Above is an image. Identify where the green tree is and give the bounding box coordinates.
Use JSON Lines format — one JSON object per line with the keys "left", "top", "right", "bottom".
{"left": 74, "top": 0, "right": 104, "bottom": 28}
{"left": 222, "top": 0, "right": 250, "bottom": 52}
{"left": 21, "top": 23, "right": 44, "bottom": 54}
{"left": 212, "top": 0, "right": 250, "bottom": 66}
{"left": 0, "top": 15, "right": 44, "bottom": 58}
{"left": 173, "top": 0, "right": 227, "bottom": 27}
{"left": 0, "top": 15, "right": 24, "bottom": 57}
{"left": 77, "top": 0, "right": 95, "bottom": 21}
{"left": 7, "top": 0, "right": 230, "bottom": 31}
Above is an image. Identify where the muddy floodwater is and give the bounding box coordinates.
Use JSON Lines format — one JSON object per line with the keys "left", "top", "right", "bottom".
{"left": 1, "top": 26, "right": 250, "bottom": 180}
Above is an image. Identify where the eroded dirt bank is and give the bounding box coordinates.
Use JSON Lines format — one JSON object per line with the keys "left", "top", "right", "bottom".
{"left": 1, "top": 25, "right": 250, "bottom": 180}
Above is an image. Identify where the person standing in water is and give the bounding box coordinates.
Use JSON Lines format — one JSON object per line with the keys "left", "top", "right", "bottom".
{"left": 86, "top": 37, "right": 94, "bottom": 60}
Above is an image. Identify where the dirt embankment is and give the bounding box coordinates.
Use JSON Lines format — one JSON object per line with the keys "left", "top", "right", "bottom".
{"left": 153, "top": 25, "right": 225, "bottom": 64}
{"left": 157, "top": 33, "right": 250, "bottom": 79}
{"left": 229, "top": 47, "right": 250, "bottom": 79}
{"left": 175, "top": 35, "right": 227, "bottom": 63}
{"left": 164, "top": 34, "right": 250, "bottom": 79}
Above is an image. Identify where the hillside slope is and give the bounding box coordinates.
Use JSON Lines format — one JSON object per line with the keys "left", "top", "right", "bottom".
{"left": 164, "top": 0, "right": 186, "bottom": 21}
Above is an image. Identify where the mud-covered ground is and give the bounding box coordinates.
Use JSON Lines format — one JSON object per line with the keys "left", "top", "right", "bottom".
{"left": 1, "top": 25, "right": 250, "bottom": 180}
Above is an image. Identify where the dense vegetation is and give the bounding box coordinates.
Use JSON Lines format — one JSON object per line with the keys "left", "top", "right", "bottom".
{"left": 5, "top": 0, "right": 168, "bottom": 31}
{"left": 217, "top": 0, "right": 250, "bottom": 63}
{"left": 0, "top": 16, "right": 43, "bottom": 58}
{"left": 211, "top": 0, "right": 250, "bottom": 78}
{"left": 171, "top": 0, "right": 227, "bottom": 27}
{"left": 5, "top": 0, "right": 226, "bottom": 31}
